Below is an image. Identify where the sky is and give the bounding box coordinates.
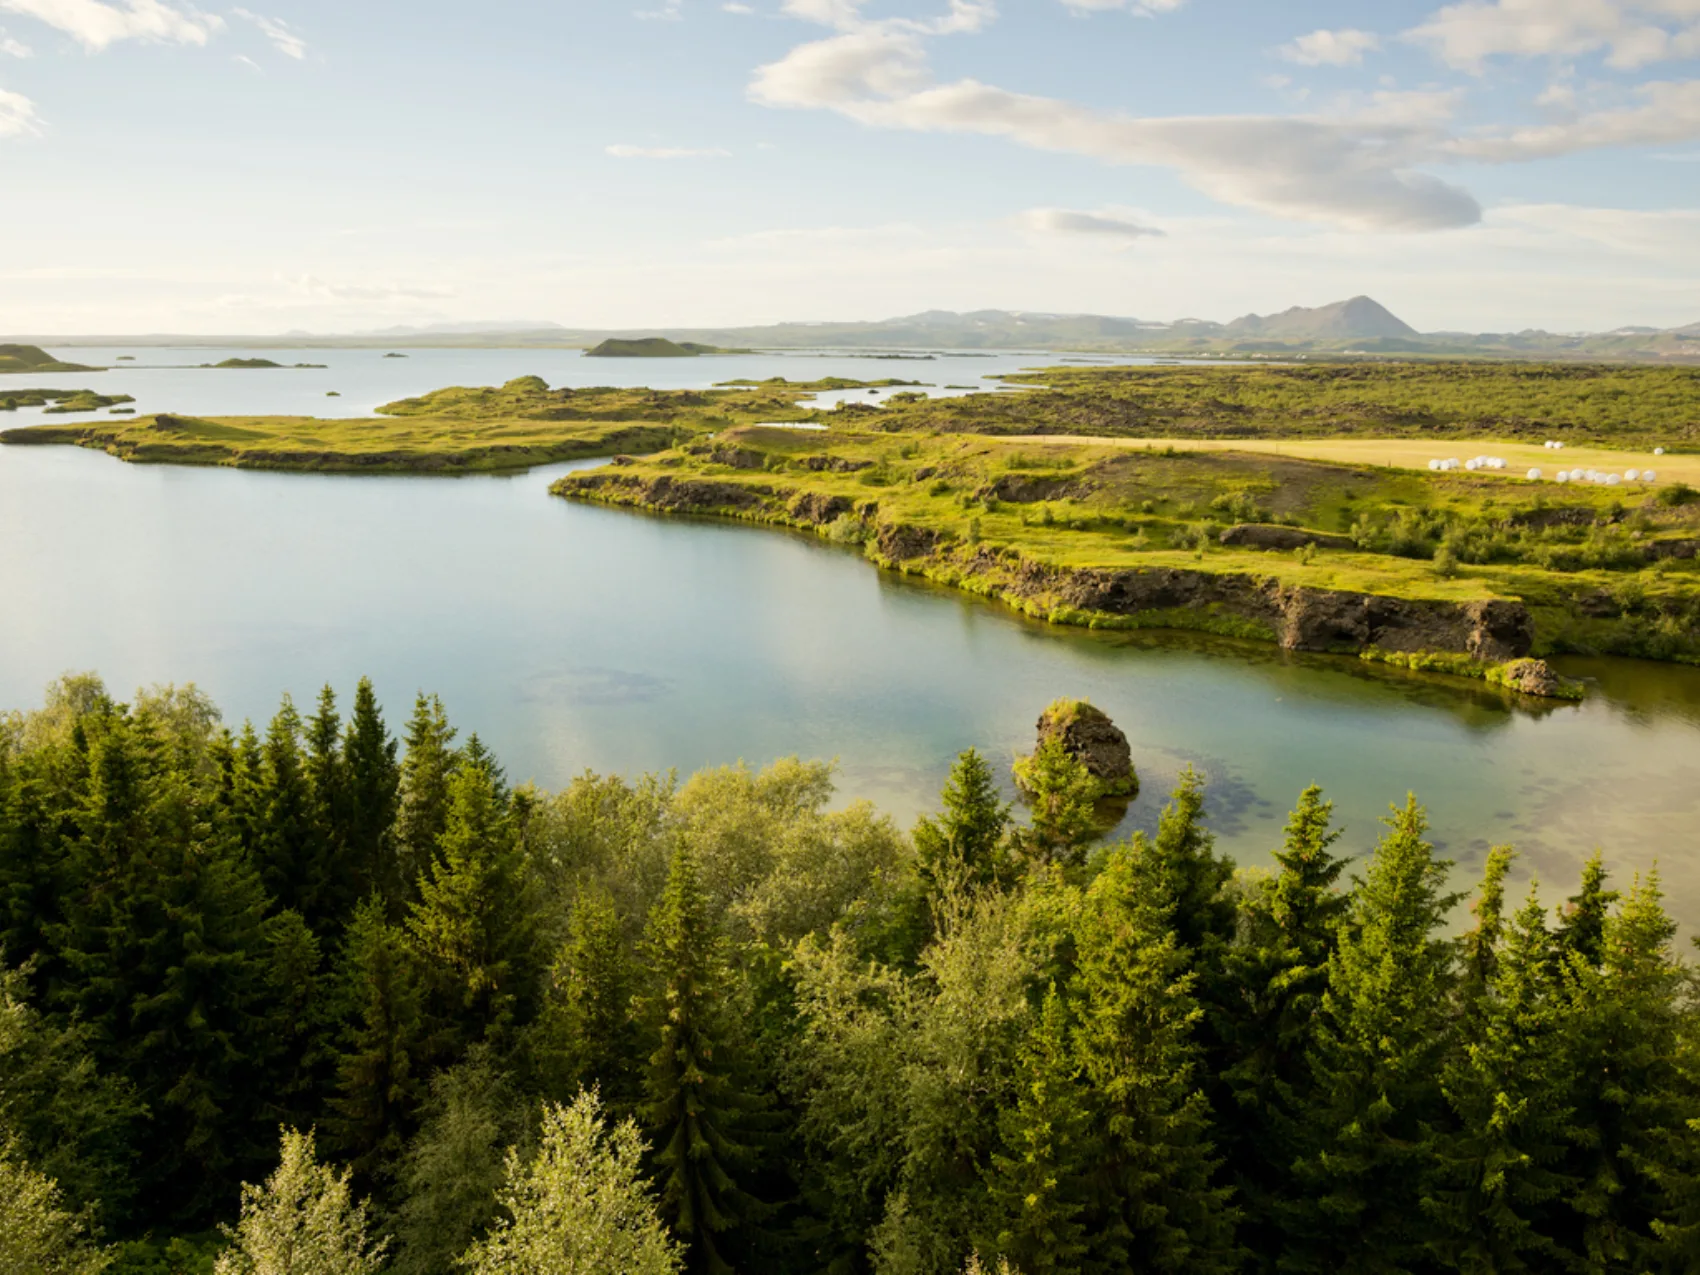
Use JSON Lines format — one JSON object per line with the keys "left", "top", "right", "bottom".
{"left": 1, "top": 0, "right": 1698, "bottom": 334}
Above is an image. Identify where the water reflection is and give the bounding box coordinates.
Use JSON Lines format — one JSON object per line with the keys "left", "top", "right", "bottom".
{"left": 1, "top": 441, "right": 1696, "bottom": 926}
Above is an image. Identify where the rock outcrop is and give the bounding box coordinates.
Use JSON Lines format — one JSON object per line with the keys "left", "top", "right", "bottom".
{"left": 1492, "top": 658, "right": 1568, "bottom": 698}
{"left": 554, "top": 472, "right": 1539, "bottom": 665}
{"left": 1219, "top": 523, "right": 1355, "bottom": 552}
{"left": 1034, "top": 699, "right": 1137, "bottom": 797}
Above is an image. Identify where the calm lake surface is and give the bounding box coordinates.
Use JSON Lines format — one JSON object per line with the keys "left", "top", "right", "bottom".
{"left": 7, "top": 345, "right": 1063, "bottom": 423}
{"left": 4, "top": 348, "right": 1698, "bottom": 921}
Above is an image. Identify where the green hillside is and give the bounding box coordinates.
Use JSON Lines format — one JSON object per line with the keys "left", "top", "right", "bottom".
{"left": 0, "top": 344, "right": 99, "bottom": 374}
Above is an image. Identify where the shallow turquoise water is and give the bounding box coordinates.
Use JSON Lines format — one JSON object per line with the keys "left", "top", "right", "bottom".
{"left": 3, "top": 439, "right": 1698, "bottom": 922}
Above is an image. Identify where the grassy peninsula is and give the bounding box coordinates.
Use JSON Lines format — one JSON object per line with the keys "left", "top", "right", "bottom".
{"left": 554, "top": 424, "right": 1700, "bottom": 672}
{"left": 0, "top": 388, "right": 135, "bottom": 413}
{"left": 0, "top": 343, "right": 100, "bottom": 374}
{"left": 0, "top": 374, "right": 899, "bottom": 472}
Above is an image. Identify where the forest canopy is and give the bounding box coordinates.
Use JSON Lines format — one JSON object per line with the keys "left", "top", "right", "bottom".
{"left": 1, "top": 674, "right": 1696, "bottom": 1274}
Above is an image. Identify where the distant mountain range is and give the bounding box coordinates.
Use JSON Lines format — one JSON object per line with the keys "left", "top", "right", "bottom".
{"left": 19, "top": 297, "right": 1700, "bottom": 362}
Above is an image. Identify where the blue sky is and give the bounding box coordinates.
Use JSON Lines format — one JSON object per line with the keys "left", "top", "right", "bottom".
{"left": 1, "top": 0, "right": 1697, "bottom": 333}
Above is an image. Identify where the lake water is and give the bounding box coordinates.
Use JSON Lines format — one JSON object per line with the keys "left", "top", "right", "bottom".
{"left": 3, "top": 348, "right": 1698, "bottom": 922}
{"left": 5, "top": 345, "right": 1058, "bottom": 424}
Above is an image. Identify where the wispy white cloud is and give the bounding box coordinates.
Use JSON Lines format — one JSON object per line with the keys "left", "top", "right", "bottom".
{"left": 1407, "top": 0, "right": 1700, "bottom": 71}
{"left": 0, "top": 0, "right": 223, "bottom": 51}
{"left": 232, "top": 8, "right": 303, "bottom": 59}
{"left": 636, "top": 0, "right": 683, "bottom": 19}
{"left": 753, "top": 2, "right": 1480, "bottom": 232}
{"left": 723, "top": 2, "right": 754, "bottom": 11}
{"left": 1060, "top": 0, "right": 1189, "bottom": 14}
{"left": 1278, "top": 28, "right": 1381, "bottom": 66}
{"left": 0, "top": 84, "right": 36, "bottom": 134}
{"left": 606, "top": 143, "right": 732, "bottom": 158}
{"left": 1448, "top": 79, "right": 1700, "bottom": 159}
{"left": 0, "top": 28, "right": 30, "bottom": 53}
{"left": 1019, "top": 207, "right": 1164, "bottom": 238}
{"left": 276, "top": 274, "right": 456, "bottom": 304}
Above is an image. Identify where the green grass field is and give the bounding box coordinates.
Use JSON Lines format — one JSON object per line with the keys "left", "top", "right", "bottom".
{"left": 862, "top": 361, "right": 1700, "bottom": 449}
{"left": 1002, "top": 435, "right": 1700, "bottom": 488}
{"left": 554, "top": 425, "right": 1700, "bottom": 663}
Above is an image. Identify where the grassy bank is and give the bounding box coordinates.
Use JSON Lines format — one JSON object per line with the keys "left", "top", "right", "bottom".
{"left": 552, "top": 426, "right": 1700, "bottom": 668}
{"left": 0, "top": 375, "right": 895, "bottom": 472}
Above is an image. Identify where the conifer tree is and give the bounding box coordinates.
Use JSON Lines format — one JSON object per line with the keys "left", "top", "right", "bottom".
{"left": 254, "top": 697, "right": 323, "bottom": 922}
{"left": 1216, "top": 785, "right": 1349, "bottom": 1270}
{"left": 50, "top": 711, "right": 277, "bottom": 1223}
{"left": 1284, "top": 796, "right": 1460, "bottom": 1274}
{"left": 213, "top": 1127, "right": 388, "bottom": 1275}
{"left": 640, "top": 844, "right": 765, "bottom": 1274}
{"left": 219, "top": 721, "right": 268, "bottom": 864}
{"left": 1553, "top": 850, "right": 1617, "bottom": 971}
{"left": 327, "top": 896, "right": 424, "bottom": 1179}
{"left": 913, "top": 749, "right": 1011, "bottom": 895}
{"left": 1012, "top": 739, "right": 1098, "bottom": 869}
{"left": 394, "top": 694, "right": 458, "bottom": 910}
{"left": 341, "top": 679, "right": 400, "bottom": 909}
{"left": 1460, "top": 844, "right": 1514, "bottom": 1008}
{"left": 461, "top": 1090, "right": 682, "bottom": 1275}
{"left": 1426, "top": 882, "right": 1578, "bottom": 1271}
{"left": 1068, "top": 843, "right": 1238, "bottom": 1275}
{"left": 1143, "top": 766, "right": 1236, "bottom": 962}
{"left": 406, "top": 746, "right": 541, "bottom": 1059}
{"left": 1555, "top": 873, "right": 1696, "bottom": 1270}
{"left": 256, "top": 910, "right": 331, "bottom": 1133}
{"left": 983, "top": 989, "right": 1092, "bottom": 1275}
{"left": 531, "top": 887, "right": 643, "bottom": 1115}
{"left": 303, "top": 686, "right": 354, "bottom": 927}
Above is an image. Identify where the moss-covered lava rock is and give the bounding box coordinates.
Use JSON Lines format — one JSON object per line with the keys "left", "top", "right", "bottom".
{"left": 1032, "top": 698, "right": 1138, "bottom": 798}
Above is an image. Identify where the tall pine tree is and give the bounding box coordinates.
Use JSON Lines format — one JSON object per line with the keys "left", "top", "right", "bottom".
{"left": 640, "top": 844, "right": 765, "bottom": 1274}
{"left": 913, "top": 749, "right": 1011, "bottom": 896}
{"left": 1426, "top": 872, "right": 1579, "bottom": 1271}
{"left": 1068, "top": 842, "right": 1239, "bottom": 1275}
{"left": 327, "top": 895, "right": 425, "bottom": 1180}
{"left": 342, "top": 679, "right": 401, "bottom": 910}
{"left": 1217, "top": 785, "right": 1350, "bottom": 1272}
{"left": 406, "top": 740, "right": 541, "bottom": 1062}
{"left": 395, "top": 694, "right": 458, "bottom": 912}
{"left": 983, "top": 988, "right": 1093, "bottom": 1275}
{"left": 1284, "top": 796, "right": 1460, "bottom": 1274}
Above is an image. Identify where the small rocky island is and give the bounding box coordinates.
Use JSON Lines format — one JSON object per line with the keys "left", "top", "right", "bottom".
{"left": 1021, "top": 698, "right": 1139, "bottom": 799}
{"left": 203, "top": 358, "right": 329, "bottom": 370}
{"left": 585, "top": 337, "right": 747, "bottom": 358}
